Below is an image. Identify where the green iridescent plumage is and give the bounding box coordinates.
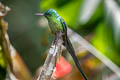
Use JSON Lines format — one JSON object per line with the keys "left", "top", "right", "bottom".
{"left": 44, "top": 9, "right": 66, "bottom": 34}
{"left": 36, "top": 9, "right": 88, "bottom": 80}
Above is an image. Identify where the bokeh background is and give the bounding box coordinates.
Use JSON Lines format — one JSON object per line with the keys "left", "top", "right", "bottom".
{"left": 1, "top": 0, "right": 120, "bottom": 80}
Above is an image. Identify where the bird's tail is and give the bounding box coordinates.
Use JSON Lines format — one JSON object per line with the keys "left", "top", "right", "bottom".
{"left": 64, "top": 35, "right": 88, "bottom": 80}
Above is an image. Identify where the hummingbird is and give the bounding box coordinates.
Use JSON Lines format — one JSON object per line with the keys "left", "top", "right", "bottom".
{"left": 36, "top": 9, "right": 88, "bottom": 80}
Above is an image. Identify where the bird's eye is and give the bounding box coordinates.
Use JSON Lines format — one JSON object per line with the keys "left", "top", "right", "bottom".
{"left": 45, "top": 12, "right": 50, "bottom": 16}
{"left": 48, "top": 13, "right": 51, "bottom": 16}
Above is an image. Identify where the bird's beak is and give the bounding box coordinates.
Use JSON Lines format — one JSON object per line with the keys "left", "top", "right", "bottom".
{"left": 35, "top": 13, "right": 44, "bottom": 16}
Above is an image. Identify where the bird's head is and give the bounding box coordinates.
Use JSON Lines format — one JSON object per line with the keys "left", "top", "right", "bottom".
{"left": 35, "top": 9, "right": 59, "bottom": 19}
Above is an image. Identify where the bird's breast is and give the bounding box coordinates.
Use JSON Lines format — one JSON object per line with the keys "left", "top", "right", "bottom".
{"left": 48, "top": 20, "right": 63, "bottom": 34}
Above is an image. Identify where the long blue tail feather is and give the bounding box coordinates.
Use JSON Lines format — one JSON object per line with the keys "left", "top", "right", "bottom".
{"left": 64, "top": 35, "right": 88, "bottom": 80}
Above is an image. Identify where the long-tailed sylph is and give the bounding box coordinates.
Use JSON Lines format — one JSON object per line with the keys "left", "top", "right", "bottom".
{"left": 36, "top": 9, "right": 88, "bottom": 80}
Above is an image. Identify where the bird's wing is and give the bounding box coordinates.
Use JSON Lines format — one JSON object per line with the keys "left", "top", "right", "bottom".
{"left": 60, "top": 18, "right": 77, "bottom": 57}
{"left": 59, "top": 18, "right": 67, "bottom": 34}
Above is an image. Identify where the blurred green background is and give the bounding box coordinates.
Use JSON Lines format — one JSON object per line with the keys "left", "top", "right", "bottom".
{"left": 1, "top": 0, "right": 120, "bottom": 77}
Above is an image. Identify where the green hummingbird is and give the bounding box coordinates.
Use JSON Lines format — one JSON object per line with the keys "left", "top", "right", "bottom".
{"left": 36, "top": 9, "right": 88, "bottom": 80}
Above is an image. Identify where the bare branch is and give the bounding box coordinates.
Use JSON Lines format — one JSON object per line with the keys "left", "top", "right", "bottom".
{"left": 37, "top": 32, "right": 63, "bottom": 80}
